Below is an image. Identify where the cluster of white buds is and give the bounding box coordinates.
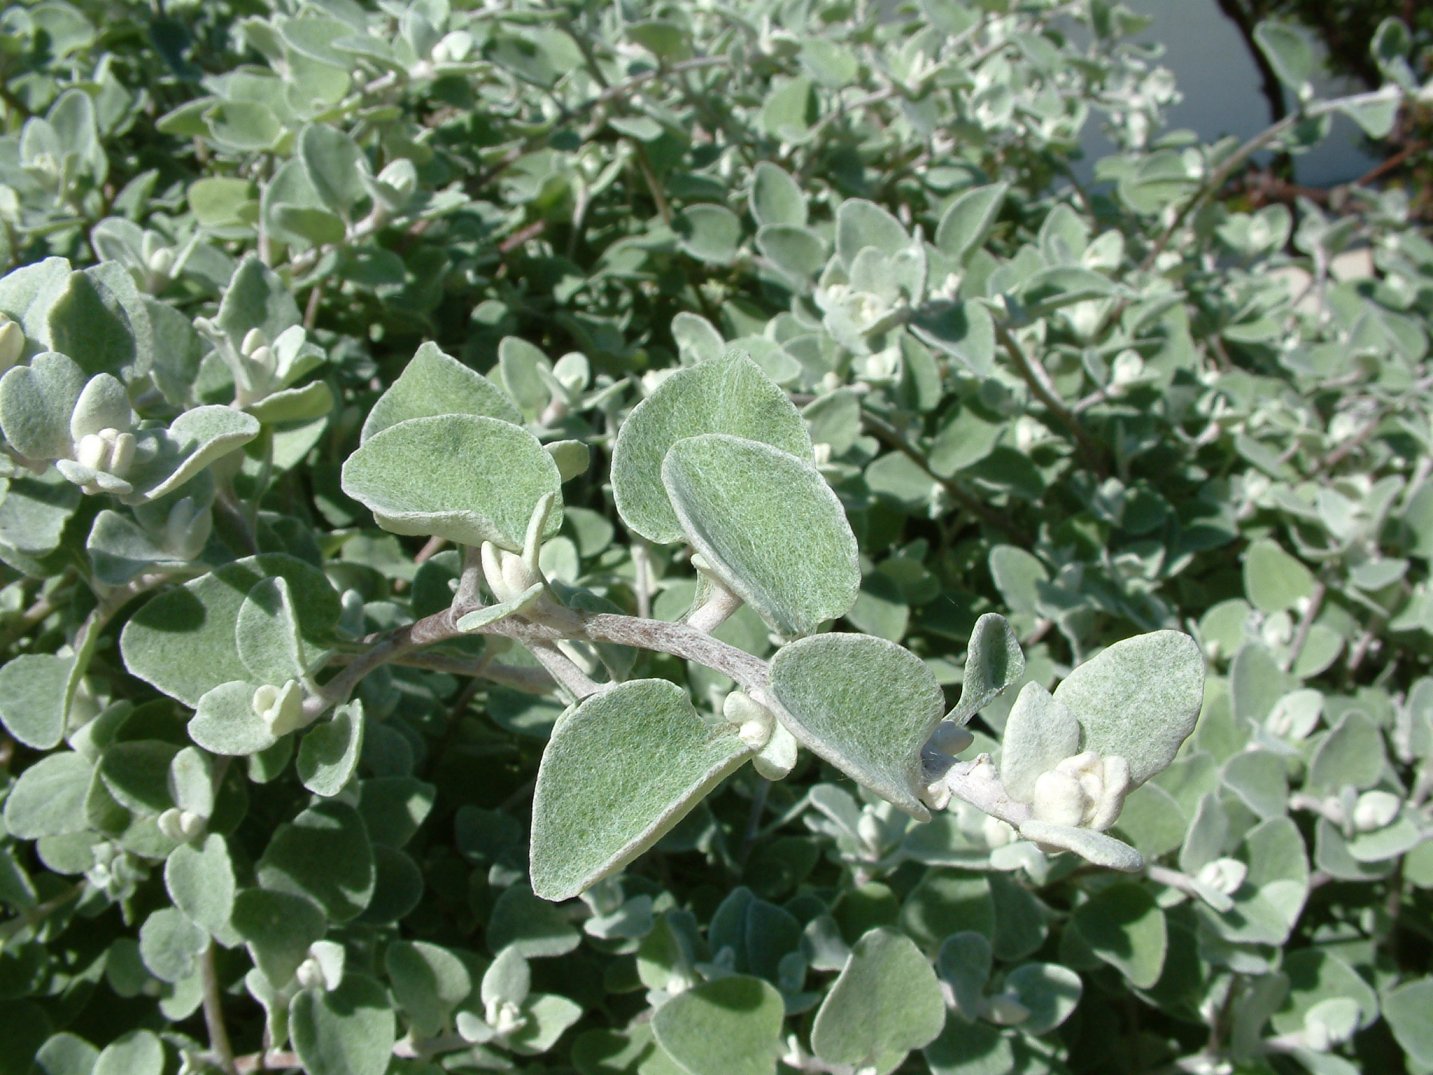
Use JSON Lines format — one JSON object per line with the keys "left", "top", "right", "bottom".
{"left": 1195, "top": 857, "right": 1248, "bottom": 896}
{"left": 1352, "top": 789, "right": 1400, "bottom": 833}
{"left": 1028, "top": 751, "right": 1131, "bottom": 831}
{"left": 485, "top": 999, "right": 527, "bottom": 1038}
{"left": 157, "top": 807, "right": 207, "bottom": 842}
{"left": 0, "top": 316, "right": 23, "bottom": 371}
{"left": 74, "top": 427, "right": 137, "bottom": 477}
{"left": 252, "top": 679, "right": 307, "bottom": 738}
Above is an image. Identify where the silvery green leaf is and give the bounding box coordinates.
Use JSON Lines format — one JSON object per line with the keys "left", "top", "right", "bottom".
{"left": 835, "top": 198, "right": 910, "bottom": 266}
{"left": 454, "top": 583, "right": 545, "bottom": 632}
{"left": 1052, "top": 630, "right": 1205, "bottom": 785}
{"left": 610, "top": 352, "right": 810, "bottom": 545}
{"left": 257, "top": 800, "right": 374, "bottom": 923}
{"left": 0, "top": 257, "right": 71, "bottom": 356}
{"left": 1203, "top": 816, "right": 1309, "bottom": 946}
{"left": 232, "top": 888, "right": 327, "bottom": 987}
{"left": 497, "top": 336, "right": 552, "bottom": 421}
{"left": 48, "top": 263, "right": 152, "bottom": 380}
{"left": 236, "top": 576, "right": 308, "bottom": 685}
{"left": 675, "top": 204, "right": 742, "bottom": 265}
{"left": 214, "top": 258, "right": 301, "bottom": 354}
{"left": 93, "top": 1031, "right": 164, "bottom": 1075}
{"left": 385, "top": 940, "right": 473, "bottom": 1040}
{"left": 188, "top": 680, "right": 277, "bottom": 757}
{"left": 1018, "top": 820, "right": 1143, "bottom": 872}
{"left": 1069, "top": 883, "right": 1166, "bottom": 988}
{"left": 246, "top": 381, "right": 333, "bottom": 425}
{"left": 0, "top": 652, "right": 77, "bottom": 749}
{"left": 122, "top": 554, "right": 340, "bottom": 706}
{"left": 935, "top": 182, "right": 1008, "bottom": 264}
{"left": 768, "top": 633, "right": 945, "bottom": 819}
{"left": 947, "top": 612, "right": 1024, "bottom": 724}
{"left": 756, "top": 224, "right": 828, "bottom": 280}
{"left": 671, "top": 312, "right": 724, "bottom": 364}
{"left": 168, "top": 746, "right": 217, "bottom": 819}
{"left": 69, "top": 373, "right": 134, "bottom": 442}
{"left": 1254, "top": 20, "right": 1315, "bottom": 95}
{"left": 360, "top": 341, "right": 520, "bottom": 443}
{"left": 2, "top": 750, "right": 94, "bottom": 839}
{"left": 651, "top": 976, "right": 785, "bottom": 1075}
{"left": 545, "top": 439, "right": 589, "bottom": 481}
{"left": 125, "top": 405, "right": 260, "bottom": 503}
{"left": 750, "top": 162, "right": 806, "bottom": 228}
{"left": 164, "top": 834, "right": 236, "bottom": 938}
{"left": 1307, "top": 711, "right": 1384, "bottom": 793}
{"left": 0, "top": 350, "right": 86, "bottom": 461}
{"left": 341, "top": 414, "right": 562, "bottom": 550}
{"left": 1383, "top": 978, "right": 1433, "bottom": 1067}
{"left": 811, "top": 928, "right": 945, "bottom": 1074}
{"left": 87, "top": 510, "right": 188, "bottom": 585}
{"left": 1243, "top": 538, "right": 1316, "bottom": 613}
{"left": 298, "top": 124, "right": 368, "bottom": 217}
{"left": 936, "top": 932, "right": 992, "bottom": 1018}
{"left": 529, "top": 679, "right": 752, "bottom": 901}
{"left": 290, "top": 976, "right": 395, "bottom": 1075}
{"left": 663, "top": 434, "right": 858, "bottom": 637}
{"left": 1004, "top": 963, "right": 1082, "bottom": 1034}
{"left": 999, "top": 682, "right": 1079, "bottom": 802}
{"left": 297, "top": 701, "right": 365, "bottom": 797}
{"left": 482, "top": 946, "right": 530, "bottom": 1008}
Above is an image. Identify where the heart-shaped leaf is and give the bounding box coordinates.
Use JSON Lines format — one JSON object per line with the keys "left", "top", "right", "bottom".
{"left": 611, "top": 352, "right": 810, "bottom": 545}
{"left": 768, "top": 633, "right": 945, "bottom": 819}
{"left": 290, "top": 975, "right": 395, "bottom": 1075}
{"left": 664, "top": 434, "right": 858, "bottom": 637}
{"left": 0, "top": 350, "right": 86, "bottom": 461}
{"left": 235, "top": 576, "right": 308, "bottom": 685}
{"left": 653, "top": 976, "right": 785, "bottom": 1075}
{"left": 530, "top": 679, "right": 752, "bottom": 901}
{"left": 188, "top": 680, "right": 275, "bottom": 756}
{"left": 811, "top": 928, "right": 945, "bottom": 1073}
{"left": 122, "top": 554, "right": 340, "bottom": 706}
{"left": 297, "top": 701, "right": 365, "bottom": 797}
{"left": 360, "top": 341, "right": 520, "bottom": 442}
{"left": 0, "top": 652, "right": 78, "bottom": 749}
{"left": 1052, "top": 630, "right": 1204, "bottom": 786}
{"left": 341, "top": 414, "right": 562, "bottom": 550}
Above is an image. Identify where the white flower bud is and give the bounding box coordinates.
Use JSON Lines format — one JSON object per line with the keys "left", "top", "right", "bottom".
{"left": 1029, "top": 751, "right": 1131, "bottom": 831}
{"left": 252, "top": 679, "right": 306, "bottom": 737}
{"left": 0, "top": 319, "right": 24, "bottom": 371}
{"left": 982, "top": 815, "right": 1017, "bottom": 848}
{"left": 1196, "top": 857, "right": 1248, "bottom": 895}
{"left": 723, "top": 691, "right": 774, "bottom": 751}
{"left": 1352, "top": 790, "right": 1399, "bottom": 833}
{"left": 240, "top": 328, "right": 269, "bottom": 356}
{"left": 488, "top": 1000, "right": 527, "bottom": 1037}
{"left": 295, "top": 956, "right": 326, "bottom": 990}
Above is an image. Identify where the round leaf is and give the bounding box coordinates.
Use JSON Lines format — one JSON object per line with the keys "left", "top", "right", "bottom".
{"left": 360, "top": 341, "right": 519, "bottom": 443}
{"left": 341, "top": 414, "right": 562, "bottom": 551}
{"left": 611, "top": 352, "right": 810, "bottom": 545}
{"left": 1070, "top": 883, "right": 1166, "bottom": 988}
{"left": 530, "top": 679, "right": 751, "bottom": 901}
{"left": 256, "top": 800, "right": 374, "bottom": 922}
{"left": 1052, "top": 630, "right": 1204, "bottom": 785}
{"left": 652, "top": 976, "right": 785, "bottom": 1075}
{"left": 290, "top": 975, "right": 396, "bottom": 1075}
{"left": 768, "top": 633, "right": 945, "bottom": 819}
{"left": 663, "top": 434, "right": 858, "bottom": 637}
{"left": 121, "top": 554, "right": 339, "bottom": 707}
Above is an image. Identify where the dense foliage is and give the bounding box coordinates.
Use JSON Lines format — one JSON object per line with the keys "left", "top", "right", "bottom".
{"left": 1, "top": 2, "right": 1431, "bottom": 1074}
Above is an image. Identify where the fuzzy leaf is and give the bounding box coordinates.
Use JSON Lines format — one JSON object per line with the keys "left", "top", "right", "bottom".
{"left": 188, "top": 680, "right": 276, "bottom": 756}
{"left": 122, "top": 554, "right": 339, "bottom": 706}
{"left": 1070, "top": 883, "right": 1166, "bottom": 987}
{"left": 3, "top": 751, "right": 93, "bottom": 839}
{"left": 1052, "top": 630, "right": 1205, "bottom": 785}
{"left": 297, "top": 701, "right": 365, "bottom": 797}
{"left": 164, "top": 834, "right": 235, "bottom": 938}
{"left": 768, "top": 633, "right": 945, "bottom": 819}
{"left": 256, "top": 800, "right": 374, "bottom": 922}
{"left": 1000, "top": 683, "right": 1080, "bottom": 801}
{"left": 0, "top": 653, "right": 77, "bottom": 749}
{"left": 291, "top": 975, "right": 396, "bottom": 1075}
{"left": 935, "top": 182, "right": 1008, "bottom": 263}
{"left": 652, "top": 976, "right": 785, "bottom": 1075}
{"left": 127, "top": 406, "right": 260, "bottom": 503}
{"left": 1005, "top": 963, "right": 1082, "bottom": 1035}
{"left": 0, "top": 351, "right": 85, "bottom": 461}
{"left": 1018, "top": 820, "right": 1143, "bottom": 872}
{"left": 836, "top": 199, "right": 910, "bottom": 265}
{"left": 664, "top": 434, "right": 858, "bottom": 637}
{"left": 947, "top": 612, "right": 1024, "bottom": 723}
{"left": 811, "top": 928, "right": 945, "bottom": 1074}
{"left": 360, "top": 342, "right": 520, "bottom": 443}
{"left": 611, "top": 352, "right": 810, "bottom": 544}
{"left": 750, "top": 163, "right": 806, "bottom": 228}
{"left": 231, "top": 888, "right": 326, "bottom": 986}
{"left": 341, "top": 414, "right": 562, "bottom": 550}
{"left": 530, "top": 680, "right": 751, "bottom": 901}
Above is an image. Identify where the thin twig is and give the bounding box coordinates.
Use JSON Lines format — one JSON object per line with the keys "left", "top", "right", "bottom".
{"left": 994, "top": 321, "right": 1107, "bottom": 475}
{"left": 200, "top": 943, "right": 238, "bottom": 1075}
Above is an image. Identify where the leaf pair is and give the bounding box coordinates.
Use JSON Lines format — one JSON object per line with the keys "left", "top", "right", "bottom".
{"left": 611, "top": 351, "right": 859, "bottom": 637}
